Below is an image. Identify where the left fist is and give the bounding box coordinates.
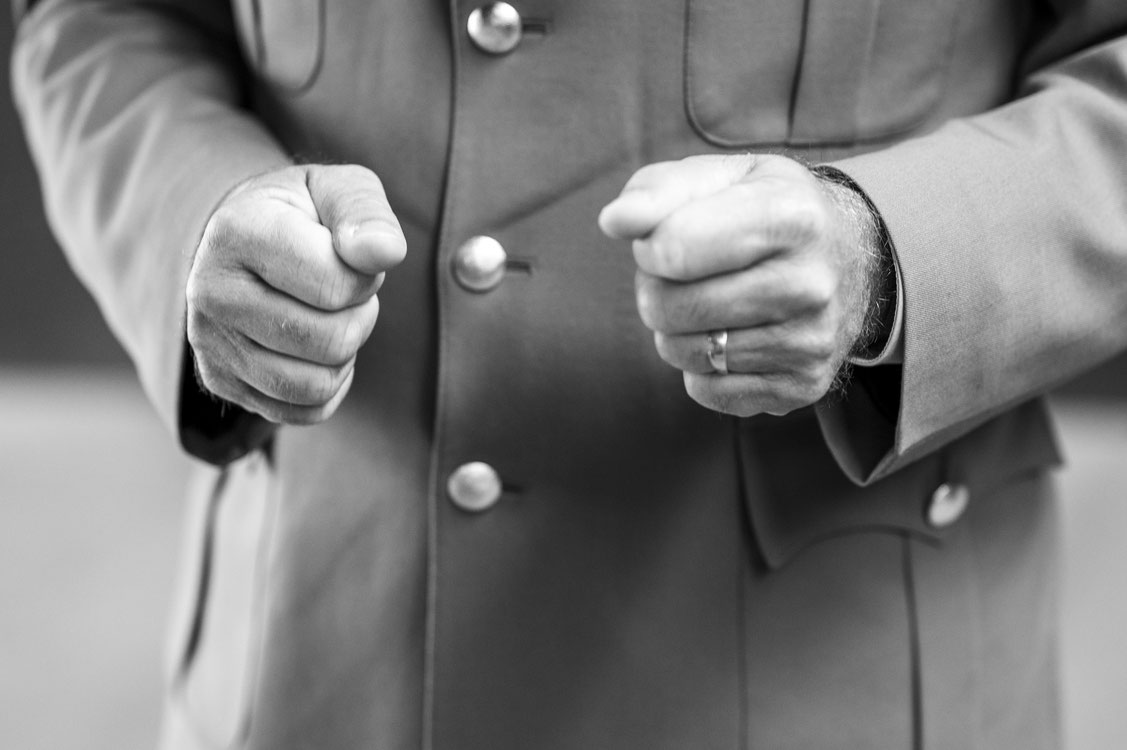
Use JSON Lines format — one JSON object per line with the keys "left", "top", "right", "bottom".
{"left": 598, "top": 153, "right": 879, "bottom": 417}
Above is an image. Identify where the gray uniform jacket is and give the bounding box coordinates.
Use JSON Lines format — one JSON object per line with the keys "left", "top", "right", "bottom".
{"left": 12, "top": 0, "right": 1127, "bottom": 747}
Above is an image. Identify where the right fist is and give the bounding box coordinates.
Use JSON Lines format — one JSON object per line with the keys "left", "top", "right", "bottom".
{"left": 186, "top": 164, "right": 406, "bottom": 424}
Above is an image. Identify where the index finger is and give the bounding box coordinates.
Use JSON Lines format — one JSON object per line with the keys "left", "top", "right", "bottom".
{"left": 241, "top": 202, "right": 384, "bottom": 310}
{"left": 632, "top": 172, "right": 828, "bottom": 281}
{"left": 597, "top": 154, "right": 757, "bottom": 240}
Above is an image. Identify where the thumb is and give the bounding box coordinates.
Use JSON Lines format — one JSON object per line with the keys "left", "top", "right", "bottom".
{"left": 306, "top": 164, "right": 408, "bottom": 275}
{"left": 597, "top": 153, "right": 756, "bottom": 240}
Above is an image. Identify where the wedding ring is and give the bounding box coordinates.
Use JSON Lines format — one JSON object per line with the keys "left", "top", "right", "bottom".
{"left": 706, "top": 330, "right": 729, "bottom": 375}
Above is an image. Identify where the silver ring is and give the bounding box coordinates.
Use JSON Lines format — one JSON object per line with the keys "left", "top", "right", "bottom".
{"left": 706, "top": 330, "right": 729, "bottom": 375}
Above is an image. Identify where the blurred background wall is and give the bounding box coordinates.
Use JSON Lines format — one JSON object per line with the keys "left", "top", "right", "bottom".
{"left": 1, "top": 9, "right": 1126, "bottom": 750}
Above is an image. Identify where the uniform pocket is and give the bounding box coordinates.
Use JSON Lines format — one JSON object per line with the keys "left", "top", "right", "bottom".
{"left": 231, "top": 0, "right": 325, "bottom": 94}
{"left": 169, "top": 451, "right": 278, "bottom": 749}
{"left": 684, "top": 0, "right": 964, "bottom": 147}
{"left": 738, "top": 400, "right": 1061, "bottom": 570}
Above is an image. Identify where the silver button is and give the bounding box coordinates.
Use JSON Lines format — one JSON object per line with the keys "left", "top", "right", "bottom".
{"left": 447, "top": 462, "right": 503, "bottom": 512}
{"left": 452, "top": 235, "right": 508, "bottom": 292}
{"left": 467, "top": 3, "right": 523, "bottom": 55}
{"left": 927, "top": 483, "right": 969, "bottom": 529}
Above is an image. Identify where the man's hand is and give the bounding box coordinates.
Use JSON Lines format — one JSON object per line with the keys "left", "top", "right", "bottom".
{"left": 598, "top": 153, "right": 882, "bottom": 417}
{"left": 186, "top": 164, "right": 407, "bottom": 424}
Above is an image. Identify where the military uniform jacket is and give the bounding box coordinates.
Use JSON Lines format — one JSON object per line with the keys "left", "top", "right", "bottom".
{"left": 12, "top": 0, "right": 1127, "bottom": 748}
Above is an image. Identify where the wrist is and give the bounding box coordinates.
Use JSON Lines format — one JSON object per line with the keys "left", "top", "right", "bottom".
{"left": 810, "top": 164, "right": 896, "bottom": 360}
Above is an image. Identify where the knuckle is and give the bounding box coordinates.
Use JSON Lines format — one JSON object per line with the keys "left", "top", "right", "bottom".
{"left": 185, "top": 306, "right": 206, "bottom": 345}
{"left": 815, "top": 361, "right": 840, "bottom": 393}
{"left": 678, "top": 292, "right": 711, "bottom": 331}
{"left": 307, "top": 400, "right": 341, "bottom": 424}
{"left": 255, "top": 399, "right": 287, "bottom": 425}
{"left": 341, "top": 316, "right": 368, "bottom": 356}
{"left": 771, "top": 192, "right": 827, "bottom": 245}
{"left": 683, "top": 373, "right": 731, "bottom": 415}
{"left": 322, "top": 325, "right": 352, "bottom": 365}
{"left": 318, "top": 270, "right": 354, "bottom": 310}
{"left": 278, "top": 315, "right": 313, "bottom": 353}
{"left": 305, "top": 368, "right": 340, "bottom": 405}
{"left": 185, "top": 270, "right": 225, "bottom": 316}
{"left": 203, "top": 205, "right": 238, "bottom": 243}
{"left": 796, "top": 268, "right": 837, "bottom": 309}
{"left": 765, "top": 385, "right": 804, "bottom": 416}
{"left": 264, "top": 368, "right": 297, "bottom": 404}
{"left": 765, "top": 401, "right": 798, "bottom": 417}
{"left": 624, "top": 161, "right": 676, "bottom": 191}
{"left": 325, "top": 315, "right": 368, "bottom": 364}
{"left": 758, "top": 375, "right": 805, "bottom": 417}
{"left": 337, "top": 163, "right": 381, "bottom": 188}
{"left": 652, "top": 332, "right": 678, "bottom": 367}
{"left": 259, "top": 398, "right": 300, "bottom": 425}
{"left": 192, "top": 355, "right": 224, "bottom": 396}
{"left": 201, "top": 208, "right": 252, "bottom": 262}
{"left": 794, "top": 364, "right": 834, "bottom": 402}
{"left": 185, "top": 276, "right": 205, "bottom": 312}
{"left": 682, "top": 371, "right": 710, "bottom": 403}
{"left": 634, "top": 278, "right": 667, "bottom": 331}
{"left": 652, "top": 221, "right": 691, "bottom": 280}
{"left": 801, "top": 326, "right": 838, "bottom": 361}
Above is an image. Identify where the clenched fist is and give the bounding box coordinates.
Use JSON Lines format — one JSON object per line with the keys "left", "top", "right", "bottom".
{"left": 599, "top": 153, "right": 884, "bottom": 417}
{"left": 186, "top": 164, "right": 406, "bottom": 424}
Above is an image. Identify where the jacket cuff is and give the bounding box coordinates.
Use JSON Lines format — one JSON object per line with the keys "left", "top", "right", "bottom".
{"left": 178, "top": 338, "right": 277, "bottom": 465}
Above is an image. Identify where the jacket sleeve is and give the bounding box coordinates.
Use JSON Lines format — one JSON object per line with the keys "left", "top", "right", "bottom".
{"left": 11, "top": 0, "right": 291, "bottom": 463}
{"left": 816, "top": 0, "right": 1127, "bottom": 484}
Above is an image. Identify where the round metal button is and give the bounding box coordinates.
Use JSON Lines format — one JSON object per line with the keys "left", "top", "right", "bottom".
{"left": 452, "top": 235, "right": 508, "bottom": 292}
{"left": 447, "top": 462, "right": 503, "bottom": 512}
{"left": 927, "top": 482, "right": 970, "bottom": 529}
{"left": 467, "top": 3, "right": 523, "bottom": 55}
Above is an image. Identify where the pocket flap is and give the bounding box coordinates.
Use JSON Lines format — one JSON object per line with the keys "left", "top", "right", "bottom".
{"left": 739, "top": 400, "right": 1061, "bottom": 570}
{"left": 232, "top": 0, "right": 325, "bottom": 93}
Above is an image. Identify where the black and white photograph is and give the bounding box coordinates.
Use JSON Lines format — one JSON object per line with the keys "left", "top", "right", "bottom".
{"left": 2, "top": 1, "right": 1127, "bottom": 748}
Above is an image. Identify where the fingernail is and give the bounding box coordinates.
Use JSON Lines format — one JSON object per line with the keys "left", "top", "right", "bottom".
{"left": 348, "top": 220, "right": 399, "bottom": 240}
